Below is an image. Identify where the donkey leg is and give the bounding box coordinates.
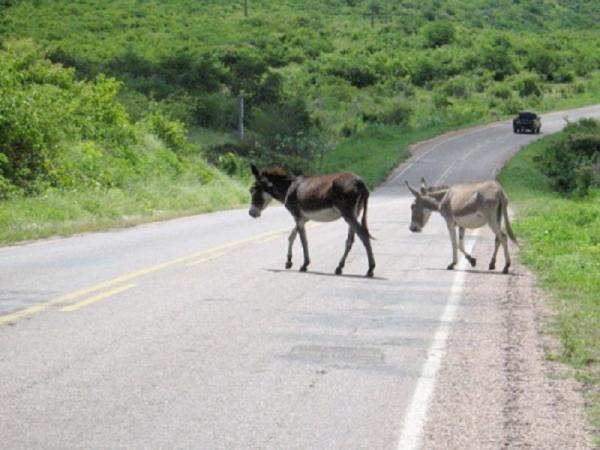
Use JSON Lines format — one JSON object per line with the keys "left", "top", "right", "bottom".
{"left": 489, "top": 236, "right": 501, "bottom": 270}
{"left": 285, "top": 227, "right": 298, "bottom": 269}
{"left": 446, "top": 222, "right": 459, "bottom": 270}
{"left": 347, "top": 217, "right": 375, "bottom": 277}
{"left": 458, "top": 227, "right": 476, "bottom": 267}
{"left": 486, "top": 215, "right": 510, "bottom": 274}
{"left": 335, "top": 227, "right": 355, "bottom": 275}
{"left": 296, "top": 221, "right": 310, "bottom": 272}
{"left": 500, "top": 233, "right": 511, "bottom": 274}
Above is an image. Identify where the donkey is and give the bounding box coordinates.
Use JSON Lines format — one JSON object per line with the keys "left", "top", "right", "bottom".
{"left": 249, "top": 165, "right": 376, "bottom": 277}
{"left": 406, "top": 178, "right": 517, "bottom": 274}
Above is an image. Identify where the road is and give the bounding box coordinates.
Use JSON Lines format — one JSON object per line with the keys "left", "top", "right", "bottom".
{"left": 1, "top": 106, "right": 599, "bottom": 449}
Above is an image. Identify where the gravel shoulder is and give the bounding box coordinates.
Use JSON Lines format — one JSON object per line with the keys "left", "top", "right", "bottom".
{"left": 421, "top": 227, "right": 594, "bottom": 449}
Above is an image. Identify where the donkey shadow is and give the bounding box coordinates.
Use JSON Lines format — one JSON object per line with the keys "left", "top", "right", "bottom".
{"left": 266, "top": 268, "right": 388, "bottom": 281}
{"left": 425, "top": 267, "right": 526, "bottom": 277}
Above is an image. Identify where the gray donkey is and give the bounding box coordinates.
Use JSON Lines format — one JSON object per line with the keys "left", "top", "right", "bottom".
{"left": 406, "top": 178, "right": 517, "bottom": 274}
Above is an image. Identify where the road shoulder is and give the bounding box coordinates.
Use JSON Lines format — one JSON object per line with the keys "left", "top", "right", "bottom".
{"left": 421, "top": 229, "right": 594, "bottom": 449}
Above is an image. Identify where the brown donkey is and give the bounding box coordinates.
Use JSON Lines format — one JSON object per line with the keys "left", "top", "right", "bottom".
{"left": 249, "top": 165, "right": 376, "bottom": 277}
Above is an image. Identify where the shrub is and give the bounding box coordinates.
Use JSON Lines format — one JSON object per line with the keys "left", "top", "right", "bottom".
{"left": 248, "top": 98, "right": 319, "bottom": 171}
{"left": 489, "top": 84, "right": 512, "bottom": 99}
{"left": 481, "top": 45, "right": 517, "bottom": 81}
{"left": 217, "top": 152, "right": 248, "bottom": 178}
{"left": 142, "top": 111, "right": 188, "bottom": 154}
{"left": 422, "top": 22, "right": 456, "bottom": 48}
{"left": 409, "top": 56, "right": 445, "bottom": 86}
{"left": 193, "top": 93, "right": 239, "bottom": 130}
{"left": 535, "top": 119, "right": 600, "bottom": 195}
{"left": 526, "top": 49, "right": 562, "bottom": 81}
{"left": 376, "top": 101, "right": 413, "bottom": 126}
{"left": 513, "top": 73, "right": 543, "bottom": 97}
{"left": 325, "top": 55, "right": 379, "bottom": 88}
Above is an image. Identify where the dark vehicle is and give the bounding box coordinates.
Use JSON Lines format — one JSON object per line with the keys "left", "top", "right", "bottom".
{"left": 513, "top": 111, "right": 541, "bottom": 134}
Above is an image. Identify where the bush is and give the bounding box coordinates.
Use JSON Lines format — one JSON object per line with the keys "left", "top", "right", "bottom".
{"left": 0, "top": 39, "right": 210, "bottom": 197}
{"left": 142, "top": 111, "right": 189, "bottom": 154}
{"left": 409, "top": 56, "right": 445, "bottom": 86}
{"left": 481, "top": 45, "right": 517, "bottom": 81}
{"left": 526, "top": 49, "right": 563, "bottom": 81}
{"left": 193, "top": 93, "right": 239, "bottom": 130}
{"left": 248, "top": 98, "right": 320, "bottom": 171}
{"left": 376, "top": 101, "right": 413, "bottom": 126}
{"left": 535, "top": 119, "right": 600, "bottom": 195}
{"left": 422, "top": 22, "right": 456, "bottom": 48}
{"left": 217, "top": 152, "right": 248, "bottom": 178}
{"left": 513, "top": 73, "right": 543, "bottom": 97}
{"left": 325, "top": 55, "right": 379, "bottom": 88}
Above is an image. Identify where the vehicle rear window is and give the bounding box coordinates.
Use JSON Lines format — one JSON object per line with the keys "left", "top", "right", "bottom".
{"left": 518, "top": 112, "right": 536, "bottom": 119}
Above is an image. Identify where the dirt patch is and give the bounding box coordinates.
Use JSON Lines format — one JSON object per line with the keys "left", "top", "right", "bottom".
{"left": 421, "top": 230, "right": 594, "bottom": 449}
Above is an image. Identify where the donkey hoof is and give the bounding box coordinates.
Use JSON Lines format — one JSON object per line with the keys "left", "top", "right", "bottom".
{"left": 285, "top": 261, "right": 293, "bottom": 269}
{"left": 502, "top": 265, "right": 510, "bottom": 274}
{"left": 489, "top": 262, "right": 496, "bottom": 271}
{"left": 366, "top": 270, "right": 374, "bottom": 278}
{"left": 335, "top": 267, "right": 343, "bottom": 275}
{"left": 300, "top": 265, "right": 308, "bottom": 272}
{"left": 468, "top": 257, "right": 477, "bottom": 267}
{"left": 446, "top": 263, "right": 456, "bottom": 270}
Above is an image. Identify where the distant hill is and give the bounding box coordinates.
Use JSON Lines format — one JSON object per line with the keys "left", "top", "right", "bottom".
{"left": 2, "top": 0, "right": 600, "bottom": 173}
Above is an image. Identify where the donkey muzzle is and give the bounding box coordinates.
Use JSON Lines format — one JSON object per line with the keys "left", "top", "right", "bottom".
{"left": 249, "top": 207, "right": 261, "bottom": 218}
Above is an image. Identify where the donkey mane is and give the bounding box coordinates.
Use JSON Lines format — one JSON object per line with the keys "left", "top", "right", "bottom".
{"left": 262, "top": 166, "right": 292, "bottom": 178}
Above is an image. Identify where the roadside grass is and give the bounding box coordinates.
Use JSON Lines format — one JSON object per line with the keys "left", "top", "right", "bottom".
{"left": 321, "top": 123, "right": 459, "bottom": 188}
{"left": 0, "top": 174, "right": 248, "bottom": 245}
{"left": 499, "top": 135, "right": 600, "bottom": 438}
{"left": 187, "top": 127, "right": 238, "bottom": 149}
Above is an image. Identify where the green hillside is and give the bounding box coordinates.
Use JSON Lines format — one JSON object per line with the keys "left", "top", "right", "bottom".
{"left": 1, "top": 0, "right": 600, "bottom": 240}
{"left": 3, "top": 1, "right": 600, "bottom": 165}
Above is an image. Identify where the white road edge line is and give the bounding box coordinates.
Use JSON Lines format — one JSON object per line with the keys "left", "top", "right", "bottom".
{"left": 396, "top": 231, "right": 479, "bottom": 450}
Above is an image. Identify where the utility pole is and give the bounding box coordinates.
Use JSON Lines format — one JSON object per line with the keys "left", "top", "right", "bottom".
{"left": 370, "top": 0, "right": 375, "bottom": 28}
{"left": 244, "top": 0, "right": 248, "bottom": 17}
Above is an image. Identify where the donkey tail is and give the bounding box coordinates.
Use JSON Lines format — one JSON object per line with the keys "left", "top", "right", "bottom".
{"left": 501, "top": 194, "right": 518, "bottom": 245}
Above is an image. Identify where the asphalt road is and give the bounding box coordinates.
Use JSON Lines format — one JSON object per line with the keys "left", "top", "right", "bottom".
{"left": 1, "top": 106, "right": 599, "bottom": 449}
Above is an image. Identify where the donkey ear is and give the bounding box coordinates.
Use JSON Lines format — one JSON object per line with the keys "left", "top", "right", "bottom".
{"left": 251, "top": 164, "right": 260, "bottom": 178}
{"left": 420, "top": 177, "right": 427, "bottom": 194}
{"left": 405, "top": 180, "right": 421, "bottom": 197}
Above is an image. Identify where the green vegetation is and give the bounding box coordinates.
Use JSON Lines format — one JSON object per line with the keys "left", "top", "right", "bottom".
{"left": 2, "top": 0, "right": 600, "bottom": 243}
{"left": 0, "top": 39, "right": 247, "bottom": 243}
{"left": 499, "top": 120, "right": 600, "bottom": 438}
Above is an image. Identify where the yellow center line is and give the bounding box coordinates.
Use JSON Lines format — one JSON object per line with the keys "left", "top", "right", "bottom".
{"left": 0, "top": 302, "right": 58, "bottom": 326}
{"left": 61, "top": 284, "right": 137, "bottom": 312}
{"left": 185, "top": 251, "right": 229, "bottom": 267}
{"left": 0, "top": 225, "right": 301, "bottom": 325}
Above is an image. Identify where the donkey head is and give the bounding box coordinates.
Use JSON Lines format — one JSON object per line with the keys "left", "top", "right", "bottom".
{"left": 406, "top": 179, "right": 439, "bottom": 232}
{"left": 249, "top": 164, "right": 275, "bottom": 218}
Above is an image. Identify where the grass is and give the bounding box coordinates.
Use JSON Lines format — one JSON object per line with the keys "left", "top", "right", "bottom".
{"left": 321, "top": 123, "right": 462, "bottom": 188}
{"left": 499, "top": 134, "right": 600, "bottom": 440}
{"left": 0, "top": 174, "right": 248, "bottom": 245}
{"left": 187, "top": 127, "right": 238, "bottom": 149}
